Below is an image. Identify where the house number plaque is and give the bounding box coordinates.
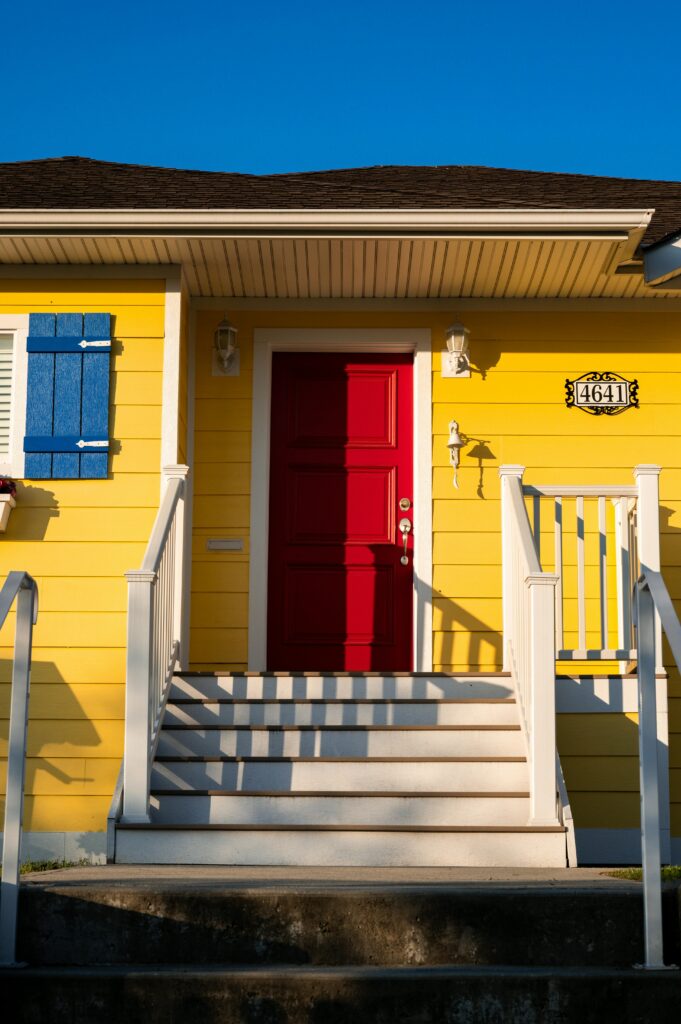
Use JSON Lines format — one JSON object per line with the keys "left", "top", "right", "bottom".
{"left": 565, "top": 372, "right": 639, "bottom": 416}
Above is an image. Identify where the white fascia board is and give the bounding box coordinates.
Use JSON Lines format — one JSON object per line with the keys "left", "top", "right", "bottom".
{"left": 0, "top": 207, "right": 654, "bottom": 238}
{"left": 643, "top": 234, "right": 681, "bottom": 285}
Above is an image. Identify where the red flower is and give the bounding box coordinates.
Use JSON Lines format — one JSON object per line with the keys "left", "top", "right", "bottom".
{"left": 0, "top": 478, "right": 17, "bottom": 497}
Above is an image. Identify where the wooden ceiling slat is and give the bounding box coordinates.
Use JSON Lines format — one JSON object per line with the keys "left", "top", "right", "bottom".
{"left": 385, "top": 240, "right": 401, "bottom": 299}
{"left": 186, "top": 239, "right": 212, "bottom": 296}
{"left": 436, "top": 240, "right": 461, "bottom": 298}
{"left": 535, "top": 241, "right": 576, "bottom": 298}
{"left": 362, "top": 238, "right": 376, "bottom": 298}
{"left": 203, "top": 240, "right": 232, "bottom": 296}
{"left": 0, "top": 239, "right": 22, "bottom": 262}
{"left": 394, "top": 239, "right": 412, "bottom": 298}
{"left": 372, "top": 240, "right": 388, "bottom": 298}
{"left": 351, "top": 240, "right": 365, "bottom": 297}
{"left": 291, "top": 239, "right": 308, "bottom": 299}
{"left": 198, "top": 239, "right": 223, "bottom": 297}
{"left": 340, "top": 239, "right": 353, "bottom": 299}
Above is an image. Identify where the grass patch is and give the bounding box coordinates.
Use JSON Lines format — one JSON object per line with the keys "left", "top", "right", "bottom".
{"left": 20, "top": 858, "right": 95, "bottom": 875}
{"left": 606, "top": 866, "right": 681, "bottom": 881}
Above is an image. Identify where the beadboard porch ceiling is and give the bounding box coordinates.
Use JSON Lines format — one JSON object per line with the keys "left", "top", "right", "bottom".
{"left": 0, "top": 224, "right": 674, "bottom": 300}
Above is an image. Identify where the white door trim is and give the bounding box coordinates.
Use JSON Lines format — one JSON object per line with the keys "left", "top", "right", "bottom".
{"left": 248, "top": 328, "right": 433, "bottom": 672}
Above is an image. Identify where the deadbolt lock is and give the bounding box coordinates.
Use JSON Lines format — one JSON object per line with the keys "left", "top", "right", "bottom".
{"left": 399, "top": 497, "right": 412, "bottom": 511}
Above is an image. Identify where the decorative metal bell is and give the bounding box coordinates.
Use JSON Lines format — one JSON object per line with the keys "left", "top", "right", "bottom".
{"left": 447, "top": 420, "right": 465, "bottom": 488}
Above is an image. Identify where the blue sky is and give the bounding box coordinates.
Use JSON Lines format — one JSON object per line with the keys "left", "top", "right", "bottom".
{"left": 2, "top": 0, "right": 678, "bottom": 179}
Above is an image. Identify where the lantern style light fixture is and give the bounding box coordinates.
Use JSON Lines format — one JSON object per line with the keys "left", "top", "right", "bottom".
{"left": 442, "top": 322, "right": 471, "bottom": 378}
{"left": 213, "top": 316, "right": 240, "bottom": 376}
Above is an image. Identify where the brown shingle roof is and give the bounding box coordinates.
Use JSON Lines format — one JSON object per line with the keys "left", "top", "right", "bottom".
{"left": 1, "top": 156, "right": 680, "bottom": 247}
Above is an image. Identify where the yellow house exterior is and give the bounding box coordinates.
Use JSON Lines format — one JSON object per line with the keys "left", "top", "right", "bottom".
{"left": 1, "top": 158, "right": 681, "bottom": 867}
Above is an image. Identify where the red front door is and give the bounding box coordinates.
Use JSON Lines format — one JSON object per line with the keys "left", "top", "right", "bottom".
{"left": 267, "top": 352, "right": 413, "bottom": 671}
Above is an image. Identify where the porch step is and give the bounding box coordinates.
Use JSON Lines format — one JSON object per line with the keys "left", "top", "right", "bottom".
{"left": 116, "top": 672, "right": 565, "bottom": 868}
{"left": 115, "top": 825, "right": 567, "bottom": 867}
{"left": 169, "top": 673, "right": 515, "bottom": 701}
{"left": 163, "top": 698, "right": 519, "bottom": 727}
{"left": 150, "top": 756, "right": 530, "bottom": 791}
{"left": 148, "top": 792, "right": 531, "bottom": 826}
{"left": 156, "top": 725, "right": 525, "bottom": 758}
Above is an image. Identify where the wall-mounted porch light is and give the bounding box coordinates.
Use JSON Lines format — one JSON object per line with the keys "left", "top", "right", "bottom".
{"left": 442, "top": 322, "right": 471, "bottom": 378}
{"left": 213, "top": 316, "right": 240, "bottom": 376}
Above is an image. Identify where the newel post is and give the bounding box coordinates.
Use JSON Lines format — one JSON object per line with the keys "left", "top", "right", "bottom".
{"left": 499, "top": 466, "right": 525, "bottom": 671}
{"left": 527, "top": 571, "right": 560, "bottom": 825}
{"left": 634, "top": 465, "right": 663, "bottom": 671}
{"left": 122, "top": 569, "right": 155, "bottom": 823}
{"left": 163, "top": 463, "right": 189, "bottom": 668}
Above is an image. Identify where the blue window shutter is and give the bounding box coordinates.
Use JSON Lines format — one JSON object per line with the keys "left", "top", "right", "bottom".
{"left": 24, "top": 312, "right": 112, "bottom": 479}
{"left": 25, "top": 314, "right": 56, "bottom": 478}
{"left": 80, "top": 314, "right": 110, "bottom": 479}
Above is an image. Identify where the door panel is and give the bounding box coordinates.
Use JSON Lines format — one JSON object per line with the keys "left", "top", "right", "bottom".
{"left": 267, "top": 353, "right": 413, "bottom": 670}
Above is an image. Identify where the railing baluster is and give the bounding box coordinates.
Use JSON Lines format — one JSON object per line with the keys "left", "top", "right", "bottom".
{"left": 576, "top": 495, "right": 586, "bottom": 653}
{"left": 554, "top": 496, "right": 563, "bottom": 651}
{"left": 598, "top": 495, "right": 608, "bottom": 650}
{"left": 616, "top": 497, "right": 631, "bottom": 663}
{"left": 533, "top": 494, "right": 541, "bottom": 558}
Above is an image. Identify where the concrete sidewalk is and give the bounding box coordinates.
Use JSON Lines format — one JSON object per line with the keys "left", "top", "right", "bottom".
{"left": 21, "top": 863, "right": 642, "bottom": 889}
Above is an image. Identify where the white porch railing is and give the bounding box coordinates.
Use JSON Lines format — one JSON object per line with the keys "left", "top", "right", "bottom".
{"left": 520, "top": 465, "right": 662, "bottom": 668}
{"left": 122, "top": 465, "right": 188, "bottom": 823}
{"left": 0, "top": 571, "right": 38, "bottom": 967}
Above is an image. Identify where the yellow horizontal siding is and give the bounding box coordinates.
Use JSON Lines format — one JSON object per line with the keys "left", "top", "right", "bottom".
{"left": 0, "top": 758, "right": 120, "bottom": 795}
{"left": 0, "top": 279, "right": 167, "bottom": 835}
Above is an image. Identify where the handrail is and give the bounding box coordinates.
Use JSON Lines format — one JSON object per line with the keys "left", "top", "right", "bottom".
{"left": 141, "top": 476, "right": 184, "bottom": 574}
{"left": 500, "top": 468, "right": 559, "bottom": 827}
{"left": 0, "top": 572, "right": 38, "bottom": 967}
{"left": 633, "top": 568, "right": 681, "bottom": 970}
{"left": 121, "top": 465, "right": 188, "bottom": 825}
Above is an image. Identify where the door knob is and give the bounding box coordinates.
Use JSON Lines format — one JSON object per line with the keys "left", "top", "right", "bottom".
{"left": 399, "top": 517, "right": 412, "bottom": 565}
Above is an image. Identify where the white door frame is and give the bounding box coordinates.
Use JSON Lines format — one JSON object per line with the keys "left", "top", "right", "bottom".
{"left": 248, "top": 328, "right": 433, "bottom": 672}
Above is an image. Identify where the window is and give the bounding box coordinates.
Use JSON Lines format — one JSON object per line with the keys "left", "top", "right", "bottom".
{"left": 0, "top": 315, "right": 29, "bottom": 477}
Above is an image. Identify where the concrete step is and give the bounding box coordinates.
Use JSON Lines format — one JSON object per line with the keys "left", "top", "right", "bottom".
{"left": 6, "top": 964, "right": 681, "bottom": 1024}
{"left": 163, "top": 699, "right": 519, "bottom": 727}
{"left": 114, "top": 825, "right": 566, "bottom": 867}
{"left": 17, "top": 876, "right": 678, "bottom": 967}
{"left": 170, "top": 673, "right": 515, "bottom": 702}
{"left": 156, "top": 725, "right": 524, "bottom": 758}
{"left": 150, "top": 757, "right": 530, "bottom": 792}
{"left": 148, "top": 792, "right": 531, "bottom": 827}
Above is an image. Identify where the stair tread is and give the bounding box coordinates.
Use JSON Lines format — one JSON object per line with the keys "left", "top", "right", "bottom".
{"left": 154, "top": 755, "right": 528, "bottom": 763}
{"left": 150, "top": 790, "right": 530, "bottom": 798}
{"left": 175, "top": 672, "right": 513, "bottom": 679}
{"left": 120, "top": 823, "right": 566, "bottom": 833}
{"left": 168, "top": 698, "right": 516, "bottom": 705}
{"left": 161, "top": 723, "right": 522, "bottom": 731}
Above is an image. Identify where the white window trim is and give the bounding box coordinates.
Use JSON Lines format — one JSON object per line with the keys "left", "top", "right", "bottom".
{"left": 248, "top": 328, "right": 433, "bottom": 673}
{"left": 0, "top": 314, "right": 28, "bottom": 478}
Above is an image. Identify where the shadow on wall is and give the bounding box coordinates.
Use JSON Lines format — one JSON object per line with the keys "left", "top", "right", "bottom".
{"left": 433, "top": 597, "right": 503, "bottom": 672}
{"left": 0, "top": 659, "right": 100, "bottom": 789}
{"left": 3, "top": 484, "right": 59, "bottom": 541}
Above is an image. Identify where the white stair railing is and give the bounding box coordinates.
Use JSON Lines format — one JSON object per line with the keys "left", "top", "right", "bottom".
{"left": 499, "top": 466, "right": 559, "bottom": 825}
{"left": 122, "top": 465, "right": 188, "bottom": 823}
{"left": 0, "top": 571, "right": 38, "bottom": 966}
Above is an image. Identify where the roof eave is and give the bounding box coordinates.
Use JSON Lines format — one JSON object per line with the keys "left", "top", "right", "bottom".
{"left": 0, "top": 207, "right": 655, "bottom": 240}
